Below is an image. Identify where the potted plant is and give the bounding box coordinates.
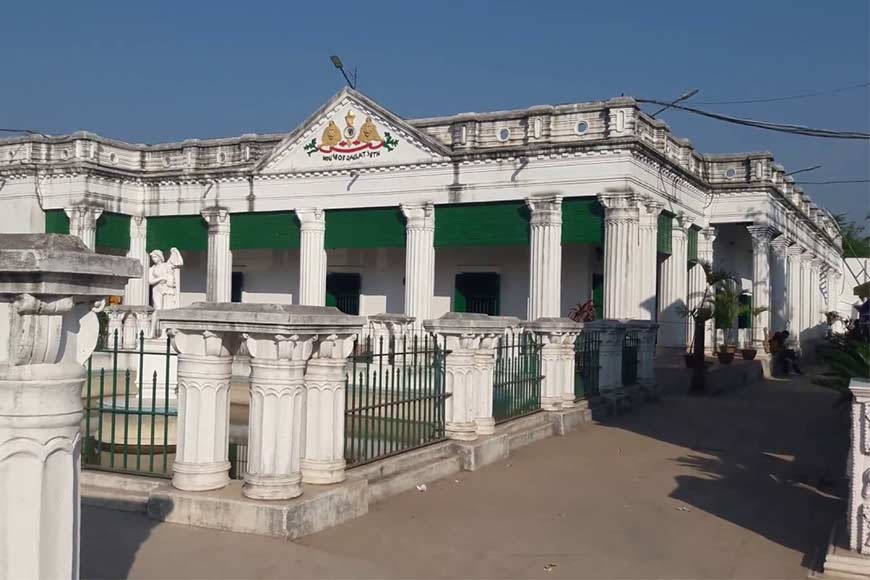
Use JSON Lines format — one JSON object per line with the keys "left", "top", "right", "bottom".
{"left": 739, "top": 306, "right": 769, "bottom": 360}
{"left": 712, "top": 283, "right": 741, "bottom": 364}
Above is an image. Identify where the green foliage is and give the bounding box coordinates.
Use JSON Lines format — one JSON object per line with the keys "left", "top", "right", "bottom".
{"left": 713, "top": 284, "right": 741, "bottom": 344}
{"left": 814, "top": 336, "right": 870, "bottom": 396}
{"left": 835, "top": 212, "right": 870, "bottom": 258}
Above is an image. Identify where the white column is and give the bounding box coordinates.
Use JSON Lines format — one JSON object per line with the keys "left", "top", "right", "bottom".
{"left": 528, "top": 319, "right": 581, "bottom": 410}
{"left": 302, "top": 332, "right": 356, "bottom": 484}
{"left": 848, "top": 379, "right": 870, "bottom": 554}
{"left": 65, "top": 205, "right": 103, "bottom": 251}
{"left": 747, "top": 225, "right": 775, "bottom": 347}
{"left": 125, "top": 216, "right": 149, "bottom": 306}
{"left": 800, "top": 253, "right": 814, "bottom": 341}
{"left": 697, "top": 227, "right": 717, "bottom": 353}
{"left": 785, "top": 245, "right": 804, "bottom": 346}
{"left": 658, "top": 214, "right": 689, "bottom": 348}
{"left": 769, "top": 237, "right": 790, "bottom": 333}
{"left": 472, "top": 334, "right": 499, "bottom": 434}
{"left": 638, "top": 199, "right": 662, "bottom": 320}
{"left": 686, "top": 260, "right": 705, "bottom": 348}
{"left": 828, "top": 267, "right": 842, "bottom": 313}
{"left": 201, "top": 207, "right": 232, "bottom": 303}
{"left": 297, "top": 208, "right": 326, "bottom": 307}
{"left": 243, "top": 333, "right": 311, "bottom": 499}
{"left": 400, "top": 203, "right": 435, "bottom": 322}
{"left": 526, "top": 195, "right": 563, "bottom": 319}
{"left": 810, "top": 257, "right": 823, "bottom": 333}
{"left": 170, "top": 329, "right": 234, "bottom": 491}
{"left": 598, "top": 192, "right": 641, "bottom": 319}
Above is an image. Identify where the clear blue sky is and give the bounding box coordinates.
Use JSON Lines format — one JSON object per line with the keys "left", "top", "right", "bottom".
{"left": 3, "top": 0, "right": 868, "bottom": 217}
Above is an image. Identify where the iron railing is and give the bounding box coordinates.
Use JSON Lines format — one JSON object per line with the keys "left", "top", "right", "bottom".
{"left": 492, "top": 332, "right": 543, "bottom": 423}
{"left": 345, "top": 334, "right": 450, "bottom": 467}
{"left": 82, "top": 330, "right": 177, "bottom": 478}
{"left": 622, "top": 329, "right": 639, "bottom": 386}
{"left": 574, "top": 330, "right": 601, "bottom": 399}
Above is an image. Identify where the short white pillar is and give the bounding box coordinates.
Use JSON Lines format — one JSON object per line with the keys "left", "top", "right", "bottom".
{"left": 125, "top": 215, "right": 149, "bottom": 306}
{"left": 400, "top": 203, "right": 435, "bottom": 324}
{"left": 632, "top": 320, "right": 658, "bottom": 391}
{"left": 527, "top": 318, "right": 582, "bottom": 410}
{"left": 526, "top": 194, "right": 563, "bottom": 319}
{"left": 638, "top": 199, "right": 662, "bottom": 320}
{"left": 243, "top": 333, "right": 312, "bottom": 499}
{"left": 849, "top": 379, "right": 870, "bottom": 553}
{"left": 301, "top": 333, "right": 356, "bottom": 484}
{"left": 658, "top": 214, "right": 690, "bottom": 348}
{"left": 65, "top": 204, "right": 104, "bottom": 251}
{"left": 0, "top": 235, "right": 139, "bottom": 580}
{"left": 105, "top": 306, "right": 126, "bottom": 346}
{"left": 598, "top": 192, "right": 641, "bottom": 319}
{"left": 170, "top": 330, "right": 235, "bottom": 491}
{"left": 697, "top": 227, "right": 717, "bottom": 353}
{"left": 747, "top": 225, "right": 775, "bottom": 347}
{"left": 786, "top": 244, "right": 804, "bottom": 346}
{"left": 472, "top": 334, "right": 499, "bottom": 434}
{"left": 585, "top": 321, "right": 626, "bottom": 395}
{"left": 297, "top": 208, "right": 327, "bottom": 307}
{"left": 201, "top": 207, "right": 232, "bottom": 303}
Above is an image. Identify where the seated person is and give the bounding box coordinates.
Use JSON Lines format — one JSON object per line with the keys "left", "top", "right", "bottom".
{"left": 768, "top": 331, "right": 802, "bottom": 375}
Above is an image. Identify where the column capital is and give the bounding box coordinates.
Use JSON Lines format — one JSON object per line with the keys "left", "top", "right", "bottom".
{"left": 598, "top": 191, "right": 642, "bottom": 222}
{"left": 747, "top": 224, "right": 777, "bottom": 245}
{"left": 699, "top": 226, "right": 717, "bottom": 245}
{"left": 770, "top": 236, "right": 791, "bottom": 256}
{"left": 800, "top": 251, "right": 816, "bottom": 264}
{"left": 643, "top": 196, "right": 664, "bottom": 215}
{"left": 244, "top": 332, "right": 315, "bottom": 362}
{"left": 201, "top": 206, "right": 230, "bottom": 232}
{"left": 400, "top": 202, "right": 435, "bottom": 230}
{"left": 786, "top": 244, "right": 805, "bottom": 257}
{"left": 672, "top": 212, "right": 692, "bottom": 235}
{"left": 64, "top": 203, "right": 104, "bottom": 229}
{"left": 525, "top": 194, "right": 563, "bottom": 226}
{"left": 296, "top": 207, "right": 325, "bottom": 231}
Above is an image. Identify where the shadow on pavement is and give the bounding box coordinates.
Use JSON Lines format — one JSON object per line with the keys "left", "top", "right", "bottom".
{"left": 81, "top": 505, "right": 160, "bottom": 579}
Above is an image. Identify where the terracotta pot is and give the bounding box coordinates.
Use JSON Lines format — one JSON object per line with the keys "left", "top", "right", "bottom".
{"left": 741, "top": 348, "right": 757, "bottom": 361}
{"left": 717, "top": 351, "right": 735, "bottom": 365}
{"left": 723, "top": 345, "right": 737, "bottom": 354}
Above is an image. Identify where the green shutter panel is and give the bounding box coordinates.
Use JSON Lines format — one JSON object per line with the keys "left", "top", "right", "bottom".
{"left": 45, "top": 210, "right": 70, "bottom": 234}
{"left": 657, "top": 213, "right": 673, "bottom": 255}
{"left": 435, "top": 202, "right": 530, "bottom": 247}
{"left": 230, "top": 211, "right": 300, "bottom": 250}
{"left": 325, "top": 208, "right": 405, "bottom": 249}
{"left": 146, "top": 215, "right": 208, "bottom": 252}
{"left": 561, "top": 198, "right": 605, "bottom": 245}
{"left": 95, "top": 212, "right": 131, "bottom": 252}
{"left": 687, "top": 227, "right": 699, "bottom": 263}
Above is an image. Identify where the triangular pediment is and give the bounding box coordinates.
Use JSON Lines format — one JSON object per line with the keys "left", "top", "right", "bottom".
{"left": 257, "top": 88, "right": 450, "bottom": 174}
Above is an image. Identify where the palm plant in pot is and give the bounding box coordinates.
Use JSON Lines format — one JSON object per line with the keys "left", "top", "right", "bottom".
{"left": 739, "top": 305, "right": 769, "bottom": 360}
{"left": 712, "top": 282, "right": 741, "bottom": 364}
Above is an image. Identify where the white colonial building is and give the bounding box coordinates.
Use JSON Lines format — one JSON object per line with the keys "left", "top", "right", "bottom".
{"left": 0, "top": 87, "right": 843, "bottom": 350}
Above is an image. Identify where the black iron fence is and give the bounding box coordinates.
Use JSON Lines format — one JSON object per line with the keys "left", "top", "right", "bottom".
{"left": 574, "top": 330, "right": 601, "bottom": 399}
{"left": 622, "top": 329, "right": 639, "bottom": 386}
{"left": 492, "top": 332, "right": 543, "bottom": 423}
{"left": 344, "top": 334, "right": 450, "bottom": 467}
{"left": 82, "top": 330, "right": 177, "bottom": 478}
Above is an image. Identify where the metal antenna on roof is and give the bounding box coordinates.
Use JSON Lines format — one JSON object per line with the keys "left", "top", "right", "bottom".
{"left": 330, "top": 55, "right": 357, "bottom": 90}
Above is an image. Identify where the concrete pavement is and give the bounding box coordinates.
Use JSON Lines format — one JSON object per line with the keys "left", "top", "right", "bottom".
{"left": 82, "top": 372, "right": 847, "bottom": 579}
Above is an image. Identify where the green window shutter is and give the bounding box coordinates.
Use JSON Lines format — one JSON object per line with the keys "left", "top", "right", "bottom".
{"left": 592, "top": 273, "right": 604, "bottom": 319}
{"left": 146, "top": 215, "right": 208, "bottom": 252}
{"left": 562, "top": 198, "right": 605, "bottom": 245}
{"left": 230, "top": 211, "right": 300, "bottom": 250}
{"left": 657, "top": 213, "right": 673, "bottom": 255}
{"left": 687, "top": 227, "right": 699, "bottom": 263}
{"left": 95, "top": 212, "right": 131, "bottom": 252}
{"left": 45, "top": 210, "right": 70, "bottom": 234}
{"left": 435, "top": 202, "right": 530, "bottom": 247}
{"left": 738, "top": 294, "right": 752, "bottom": 329}
{"left": 325, "top": 208, "right": 405, "bottom": 249}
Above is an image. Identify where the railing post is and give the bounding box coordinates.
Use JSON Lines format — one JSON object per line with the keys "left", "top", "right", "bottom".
{"left": 301, "top": 332, "right": 358, "bottom": 485}
{"left": 168, "top": 329, "right": 236, "bottom": 491}
{"left": 0, "top": 234, "right": 139, "bottom": 580}
{"left": 849, "top": 379, "right": 870, "bottom": 554}
{"left": 242, "top": 333, "right": 312, "bottom": 499}
{"left": 472, "top": 333, "right": 500, "bottom": 434}
{"left": 527, "top": 318, "right": 583, "bottom": 410}
{"left": 585, "top": 320, "right": 627, "bottom": 401}
{"left": 631, "top": 320, "right": 659, "bottom": 399}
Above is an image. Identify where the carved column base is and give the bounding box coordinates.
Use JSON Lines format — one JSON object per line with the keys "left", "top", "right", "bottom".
{"left": 474, "top": 416, "right": 495, "bottom": 435}
{"left": 301, "top": 356, "right": 348, "bottom": 485}
{"left": 300, "top": 458, "right": 346, "bottom": 485}
{"left": 172, "top": 460, "right": 232, "bottom": 492}
{"left": 446, "top": 421, "right": 478, "bottom": 441}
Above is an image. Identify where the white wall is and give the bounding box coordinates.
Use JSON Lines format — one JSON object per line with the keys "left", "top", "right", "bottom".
{"left": 560, "top": 244, "right": 599, "bottom": 318}
{"left": 434, "top": 245, "right": 530, "bottom": 319}
{"left": 713, "top": 224, "right": 753, "bottom": 286}
{"left": 327, "top": 247, "right": 404, "bottom": 315}
{"left": 179, "top": 250, "right": 207, "bottom": 306}
{"left": 234, "top": 249, "right": 298, "bottom": 304}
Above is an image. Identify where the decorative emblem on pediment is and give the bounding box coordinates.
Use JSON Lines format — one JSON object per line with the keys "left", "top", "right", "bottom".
{"left": 303, "top": 109, "right": 399, "bottom": 160}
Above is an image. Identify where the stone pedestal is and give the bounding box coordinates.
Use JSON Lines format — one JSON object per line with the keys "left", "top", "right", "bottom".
{"left": 169, "top": 330, "right": 235, "bottom": 491}
{"left": 401, "top": 203, "right": 435, "bottom": 324}
{"left": 297, "top": 209, "right": 326, "bottom": 307}
{"left": 526, "top": 195, "right": 562, "bottom": 320}
{"left": 0, "top": 234, "right": 140, "bottom": 580}
{"left": 302, "top": 333, "right": 356, "bottom": 484}
{"left": 585, "top": 320, "right": 626, "bottom": 395}
{"left": 527, "top": 318, "right": 582, "bottom": 410}
{"left": 599, "top": 192, "right": 641, "bottom": 319}
{"left": 747, "top": 225, "right": 775, "bottom": 347}
{"left": 631, "top": 320, "right": 658, "bottom": 395}
{"left": 243, "top": 333, "right": 311, "bottom": 499}
{"left": 201, "top": 207, "right": 232, "bottom": 303}
{"left": 424, "top": 313, "right": 510, "bottom": 441}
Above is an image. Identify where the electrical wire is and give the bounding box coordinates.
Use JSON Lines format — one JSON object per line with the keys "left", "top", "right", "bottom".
{"left": 795, "top": 179, "right": 870, "bottom": 185}
{"left": 692, "top": 82, "right": 869, "bottom": 105}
